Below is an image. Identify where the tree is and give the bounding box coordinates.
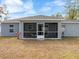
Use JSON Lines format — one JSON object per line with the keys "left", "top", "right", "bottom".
{"left": 65, "top": 0, "right": 79, "bottom": 20}
{"left": 55, "top": 12, "right": 63, "bottom": 18}
{"left": 0, "top": 5, "right": 8, "bottom": 21}
{"left": 51, "top": 12, "right": 63, "bottom": 19}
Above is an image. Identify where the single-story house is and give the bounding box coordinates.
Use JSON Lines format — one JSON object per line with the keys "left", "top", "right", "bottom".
{"left": 0, "top": 15, "right": 79, "bottom": 40}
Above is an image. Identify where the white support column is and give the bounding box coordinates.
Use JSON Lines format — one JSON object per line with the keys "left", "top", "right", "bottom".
{"left": 58, "top": 22, "right": 62, "bottom": 39}
{"left": 43, "top": 22, "right": 45, "bottom": 39}
{"left": 36, "top": 23, "right": 38, "bottom": 39}
{"left": 19, "top": 21, "right": 23, "bottom": 39}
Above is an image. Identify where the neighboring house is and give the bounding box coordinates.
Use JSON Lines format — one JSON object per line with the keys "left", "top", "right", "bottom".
{"left": 0, "top": 15, "right": 79, "bottom": 40}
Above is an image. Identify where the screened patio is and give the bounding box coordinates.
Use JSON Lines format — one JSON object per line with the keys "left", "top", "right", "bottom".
{"left": 45, "top": 23, "right": 58, "bottom": 38}
{"left": 23, "top": 23, "right": 37, "bottom": 38}
{"left": 23, "top": 23, "right": 58, "bottom": 39}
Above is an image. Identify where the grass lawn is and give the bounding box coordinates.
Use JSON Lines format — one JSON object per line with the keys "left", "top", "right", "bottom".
{"left": 0, "top": 37, "right": 79, "bottom": 59}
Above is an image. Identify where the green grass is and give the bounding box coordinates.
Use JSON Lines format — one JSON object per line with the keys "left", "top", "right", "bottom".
{"left": 0, "top": 37, "right": 79, "bottom": 59}
{"left": 61, "top": 50, "right": 79, "bottom": 59}
{"left": 0, "top": 37, "right": 16, "bottom": 40}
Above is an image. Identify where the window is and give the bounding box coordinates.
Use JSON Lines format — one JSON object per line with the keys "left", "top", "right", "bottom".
{"left": 9, "top": 24, "right": 14, "bottom": 33}
{"left": 9, "top": 29, "right": 14, "bottom": 33}
{"left": 9, "top": 25, "right": 14, "bottom": 27}
{"left": 28, "top": 24, "right": 33, "bottom": 30}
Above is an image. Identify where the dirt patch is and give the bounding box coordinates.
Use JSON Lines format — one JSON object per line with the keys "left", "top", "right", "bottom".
{"left": 0, "top": 37, "right": 79, "bottom": 59}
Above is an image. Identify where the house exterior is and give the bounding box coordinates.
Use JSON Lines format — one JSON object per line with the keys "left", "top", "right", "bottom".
{"left": 62, "top": 20, "right": 79, "bottom": 37}
{"left": 0, "top": 15, "right": 79, "bottom": 40}
{"left": 0, "top": 21, "right": 19, "bottom": 36}
{"left": 18, "top": 16, "right": 63, "bottom": 40}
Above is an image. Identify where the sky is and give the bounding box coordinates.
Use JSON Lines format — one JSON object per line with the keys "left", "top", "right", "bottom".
{"left": 0, "top": 0, "right": 66, "bottom": 19}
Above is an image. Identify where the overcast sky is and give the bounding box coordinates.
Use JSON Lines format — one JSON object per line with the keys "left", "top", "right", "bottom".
{"left": 0, "top": 0, "right": 66, "bottom": 18}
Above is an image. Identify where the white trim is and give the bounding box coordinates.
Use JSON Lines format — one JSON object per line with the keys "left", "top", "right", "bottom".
{"left": 62, "top": 22, "right": 79, "bottom": 24}
{"left": 37, "top": 23, "right": 44, "bottom": 39}
{"left": 22, "top": 22, "right": 24, "bottom": 39}
{"left": 1, "top": 21, "right": 19, "bottom": 23}
{"left": 20, "top": 19, "right": 63, "bottom": 21}
{"left": 21, "top": 38, "right": 61, "bottom": 40}
{"left": 19, "top": 21, "right": 24, "bottom": 39}
{"left": 45, "top": 38, "right": 61, "bottom": 39}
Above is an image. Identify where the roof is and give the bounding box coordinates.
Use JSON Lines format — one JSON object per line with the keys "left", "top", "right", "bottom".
{"left": 16, "top": 15, "right": 64, "bottom": 21}
{"left": 61, "top": 20, "right": 79, "bottom": 24}
{"left": 0, "top": 15, "right": 64, "bottom": 23}
{"left": 0, "top": 20, "right": 19, "bottom": 23}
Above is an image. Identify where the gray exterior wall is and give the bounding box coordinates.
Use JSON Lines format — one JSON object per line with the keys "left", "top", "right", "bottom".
{"left": 62, "top": 23, "right": 79, "bottom": 37}
{"left": 1, "top": 23, "right": 19, "bottom": 36}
